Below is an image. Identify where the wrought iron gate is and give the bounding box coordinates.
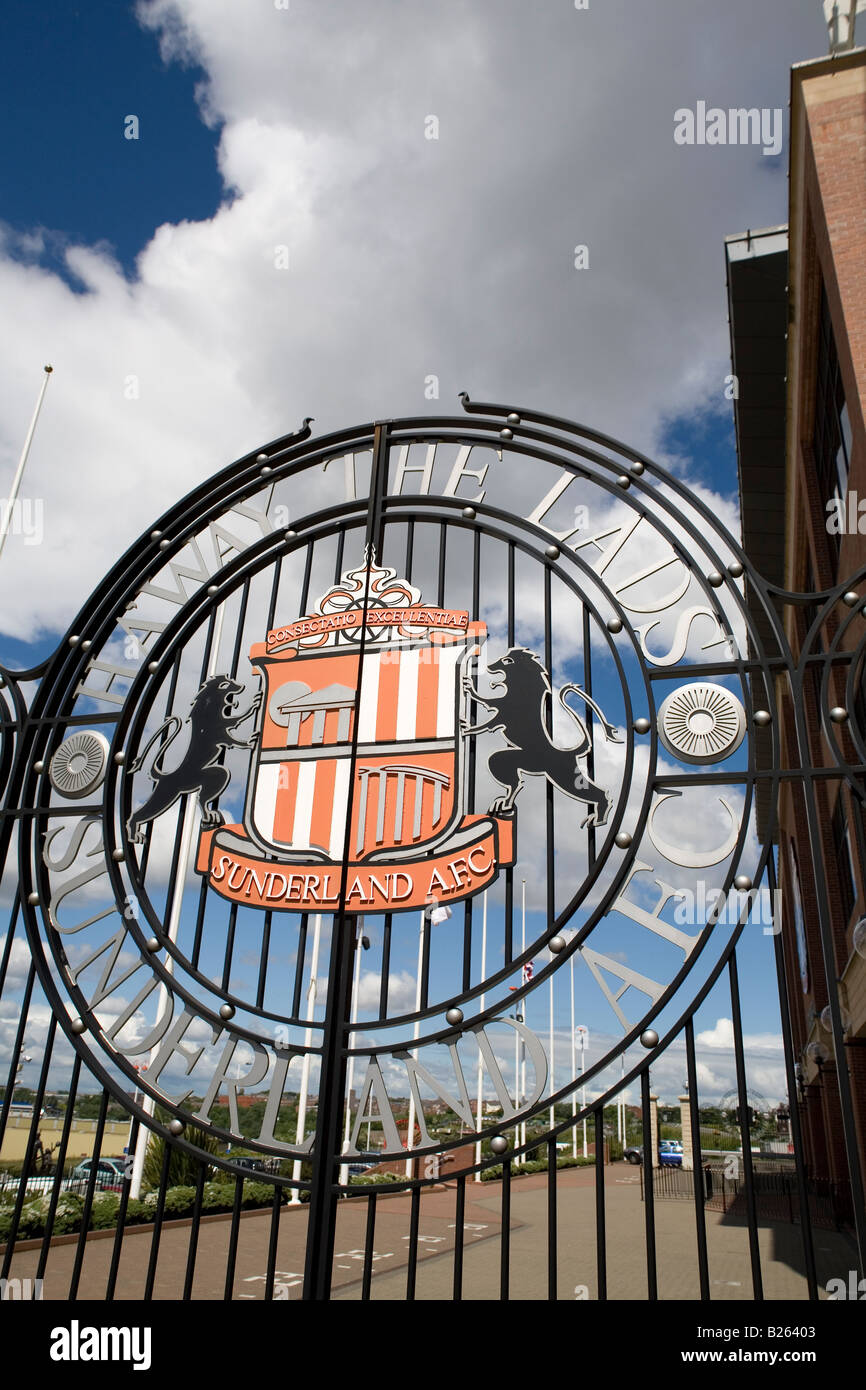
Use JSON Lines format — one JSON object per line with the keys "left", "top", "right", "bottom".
{"left": 1, "top": 397, "right": 864, "bottom": 1301}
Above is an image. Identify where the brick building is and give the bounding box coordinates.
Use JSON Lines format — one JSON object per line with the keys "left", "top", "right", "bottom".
{"left": 727, "top": 44, "right": 866, "bottom": 1196}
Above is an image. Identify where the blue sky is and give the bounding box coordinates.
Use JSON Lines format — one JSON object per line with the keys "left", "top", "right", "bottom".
{"left": 0, "top": 0, "right": 828, "bottom": 1107}
{"left": 0, "top": 1, "right": 221, "bottom": 281}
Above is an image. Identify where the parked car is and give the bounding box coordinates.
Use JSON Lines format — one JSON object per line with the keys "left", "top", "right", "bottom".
{"left": 347, "top": 1152, "right": 381, "bottom": 1176}
{"left": 67, "top": 1157, "right": 127, "bottom": 1192}
{"left": 623, "top": 1141, "right": 683, "bottom": 1167}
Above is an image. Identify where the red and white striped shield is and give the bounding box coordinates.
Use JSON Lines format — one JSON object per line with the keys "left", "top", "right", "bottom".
{"left": 245, "top": 629, "right": 478, "bottom": 863}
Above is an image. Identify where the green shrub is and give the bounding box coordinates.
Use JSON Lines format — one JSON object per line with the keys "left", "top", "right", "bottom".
{"left": 162, "top": 1186, "right": 197, "bottom": 1219}
{"left": 89, "top": 1194, "right": 121, "bottom": 1230}
{"left": 125, "top": 1198, "right": 146, "bottom": 1226}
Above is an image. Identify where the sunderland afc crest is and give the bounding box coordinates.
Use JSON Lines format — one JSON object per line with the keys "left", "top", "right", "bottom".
{"left": 194, "top": 551, "right": 515, "bottom": 912}
{"left": 127, "top": 550, "right": 621, "bottom": 914}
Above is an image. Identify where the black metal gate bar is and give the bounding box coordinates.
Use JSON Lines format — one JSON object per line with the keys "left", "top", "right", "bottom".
{"left": 302, "top": 421, "right": 391, "bottom": 1298}
{"left": 594, "top": 1109, "right": 607, "bottom": 1300}
{"left": 547, "top": 1135, "right": 557, "bottom": 1301}
{"left": 766, "top": 853, "right": 819, "bottom": 1299}
{"left": 68, "top": 1088, "right": 110, "bottom": 1300}
{"left": 641, "top": 1070, "right": 658, "bottom": 1300}
{"left": 105, "top": 1114, "right": 139, "bottom": 1301}
{"left": 684, "top": 1020, "right": 711, "bottom": 1300}
{"left": 453, "top": 1175, "right": 466, "bottom": 1301}
{"left": 182, "top": 1159, "right": 207, "bottom": 1301}
{"left": 728, "top": 953, "right": 764, "bottom": 1299}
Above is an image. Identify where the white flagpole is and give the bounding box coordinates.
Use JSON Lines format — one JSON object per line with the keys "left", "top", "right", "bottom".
{"left": 582, "top": 1037, "right": 588, "bottom": 1158}
{"left": 130, "top": 601, "right": 227, "bottom": 1200}
{"left": 474, "top": 891, "right": 487, "bottom": 1181}
{"left": 339, "top": 924, "right": 363, "bottom": 1185}
{"left": 290, "top": 912, "right": 323, "bottom": 1202}
{"left": 520, "top": 879, "right": 527, "bottom": 1159}
{"left": 549, "top": 968, "right": 555, "bottom": 1135}
{"left": 570, "top": 952, "right": 577, "bottom": 1159}
{"left": 405, "top": 911, "right": 426, "bottom": 1178}
{"left": 0, "top": 365, "right": 52, "bottom": 564}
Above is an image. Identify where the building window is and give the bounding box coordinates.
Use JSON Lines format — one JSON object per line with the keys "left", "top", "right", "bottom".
{"left": 814, "top": 285, "right": 852, "bottom": 564}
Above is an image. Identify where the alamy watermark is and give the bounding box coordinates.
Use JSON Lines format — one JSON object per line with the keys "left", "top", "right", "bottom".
{"left": 0, "top": 497, "right": 43, "bottom": 545}
{"left": 672, "top": 881, "right": 781, "bottom": 935}
{"left": 674, "top": 103, "right": 783, "bottom": 157}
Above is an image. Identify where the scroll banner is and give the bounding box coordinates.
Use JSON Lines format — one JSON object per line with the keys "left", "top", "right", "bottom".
{"left": 266, "top": 605, "right": 469, "bottom": 651}
{"left": 197, "top": 814, "right": 514, "bottom": 913}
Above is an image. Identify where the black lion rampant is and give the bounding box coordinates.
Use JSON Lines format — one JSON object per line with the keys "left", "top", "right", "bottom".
{"left": 126, "top": 676, "right": 261, "bottom": 844}
{"left": 462, "top": 648, "right": 622, "bottom": 827}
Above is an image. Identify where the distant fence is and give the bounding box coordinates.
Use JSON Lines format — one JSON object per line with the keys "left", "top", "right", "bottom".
{"left": 641, "top": 1162, "right": 852, "bottom": 1230}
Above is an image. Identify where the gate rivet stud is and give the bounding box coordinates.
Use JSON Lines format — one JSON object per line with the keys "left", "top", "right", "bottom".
{"left": 112, "top": 849, "right": 124, "bottom": 862}
{"left": 506, "top": 413, "right": 520, "bottom": 424}
{"left": 830, "top": 707, "right": 848, "bottom": 723}
{"left": 168, "top": 1119, "right": 185, "bottom": 1136}
{"left": 285, "top": 529, "right": 297, "bottom": 540}
{"left": 219, "top": 1004, "right": 235, "bottom": 1021}
{"left": 207, "top": 585, "right": 218, "bottom": 596}
{"left": 81, "top": 640, "right": 92, "bottom": 651}
{"left": 843, "top": 592, "right": 859, "bottom": 607}
{"left": 27, "top": 892, "right": 40, "bottom": 905}
{"left": 150, "top": 530, "right": 162, "bottom": 541}
{"left": 33, "top": 760, "right": 44, "bottom": 773}
{"left": 728, "top": 561, "right": 744, "bottom": 578}
{"left": 70, "top": 1018, "right": 87, "bottom": 1035}
{"left": 499, "top": 428, "right": 513, "bottom": 441}
{"left": 462, "top": 506, "right": 476, "bottom": 520}
{"left": 616, "top": 475, "right": 630, "bottom": 489}
{"left": 114, "top": 752, "right": 125, "bottom": 765}
{"left": 549, "top": 935, "right": 566, "bottom": 954}
{"left": 607, "top": 617, "right": 623, "bottom": 634}
{"left": 633, "top": 718, "right": 651, "bottom": 735}
{"left": 490, "top": 1136, "right": 509, "bottom": 1155}
{"left": 615, "top": 831, "right": 632, "bottom": 849}
{"left": 260, "top": 465, "right": 271, "bottom": 475}
{"left": 68, "top": 635, "right": 80, "bottom": 647}
{"left": 445, "top": 1007, "right": 464, "bottom": 1026}
{"left": 147, "top": 661, "right": 159, "bottom": 673}
{"left": 545, "top": 545, "right": 560, "bottom": 561}
{"left": 753, "top": 710, "right": 771, "bottom": 726}
{"left": 630, "top": 461, "right": 645, "bottom": 476}
{"left": 733, "top": 874, "right": 752, "bottom": 891}
{"left": 640, "top": 1029, "right": 659, "bottom": 1049}
{"left": 256, "top": 453, "right": 269, "bottom": 464}
{"left": 707, "top": 571, "right": 724, "bottom": 588}
{"left": 146, "top": 938, "right": 161, "bottom": 952}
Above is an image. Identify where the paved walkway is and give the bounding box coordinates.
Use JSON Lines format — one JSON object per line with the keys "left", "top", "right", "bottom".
{"left": 5, "top": 1167, "right": 855, "bottom": 1300}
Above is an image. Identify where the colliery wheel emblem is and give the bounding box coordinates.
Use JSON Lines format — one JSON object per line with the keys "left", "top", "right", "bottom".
{"left": 657, "top": 682, "right": 746, "bottom": 763}
{"left": 49, "top": 730, "right": 109, "bottom": 799}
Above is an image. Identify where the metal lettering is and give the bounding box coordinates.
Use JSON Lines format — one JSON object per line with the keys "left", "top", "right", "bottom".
{"left": 346, "top": 1057, "right": 404, "bottom": 1154}
{"left": 442, "top": 445, "right": 490, "bottom": 503}
{"left": 392, "top": 1041, "right": 476, "bottom": 1144}
{"left": 392, "top": 442, "right": 435, "bottom": 496}
{"left": 74, "top": 658, "right": 139, "bottom": 708}
{"left": 323, "top": 452, "right": 358, "bottom": 502}
{"left": 610, "top": 859, "right": 699, "bottom": 957}
{"left": 647, "top": 793, "right": 739, "bottom": 869}
{"left": 44, "top": 819, "right": 113, "bottom": 934}
{"left": 579, "top": 945, "right": 666, "bottom": 1030}
{"left": 636, "top": 605, "right": 730, "bottom": 667}
{"left": 194, "top": 1034, "right": 271, "bottom": 1134}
